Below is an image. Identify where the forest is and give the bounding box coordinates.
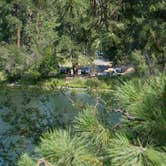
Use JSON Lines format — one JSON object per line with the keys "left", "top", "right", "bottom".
{"left": 0, "top": 0, "right": 165, "bottom": 165}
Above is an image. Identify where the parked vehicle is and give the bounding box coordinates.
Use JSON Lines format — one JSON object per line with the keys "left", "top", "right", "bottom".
{"left": 96, "top": 65, "right": 110, "bottom": 73}
{"left": 98, "top": 71, "right": 117, "bottom": 78}
{"left": 81, "top": 66, "right": 92, "bottom": 75}
{"left": 115, "top": 67, "right": 123, "bottom": 73}
{"left": 60, "top": 67, "right": 71, "bottom": 74}
{"left": 98, "top": 67, "right": 121, "bottom": 78}
{"left": 98, "top": 72, "right": 109, "bottom": 77}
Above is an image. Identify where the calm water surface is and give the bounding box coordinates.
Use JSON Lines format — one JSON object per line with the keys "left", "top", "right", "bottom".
{"left": 0, "top": 86, "right": 119, "bottom": 165}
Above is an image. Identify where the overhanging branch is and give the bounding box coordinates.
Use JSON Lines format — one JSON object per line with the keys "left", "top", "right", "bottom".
{"left": 114, "top": 109, "right": 145, "bottom": 122}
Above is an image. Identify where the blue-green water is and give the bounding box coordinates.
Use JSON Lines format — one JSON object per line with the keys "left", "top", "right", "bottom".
{"left": 0, "top": 86, "right": 119, "bottom": 165}
{"left": 0, "top": 87, "right": 102, "bottom": 165}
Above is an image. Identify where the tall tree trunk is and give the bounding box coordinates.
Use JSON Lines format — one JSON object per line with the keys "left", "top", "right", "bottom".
{"left": 17, "top": 28, "right": 21, "bottom": 48}
{"left": 36, "top": 11, "right": 40, "bottom": 33}
{"left": 70, "top": 0, "right": 74, "bottom": 14}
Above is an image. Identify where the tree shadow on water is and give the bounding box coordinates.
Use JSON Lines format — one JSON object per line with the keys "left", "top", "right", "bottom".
{"left": 0, "top": 87, "right": 98, "bottom": 165}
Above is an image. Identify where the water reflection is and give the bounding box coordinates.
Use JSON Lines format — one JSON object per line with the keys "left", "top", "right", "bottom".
{"left": 0, "top": 87, "right": 99, "bottom": 165}
{"left": 0, "top": 86, "right": 119, "bottom": 165}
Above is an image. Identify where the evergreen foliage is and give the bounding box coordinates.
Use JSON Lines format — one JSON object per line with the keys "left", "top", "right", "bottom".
{"left": 0, "top": 0, "right": 165, "bottom": 79}
{"left": 17, "top": 74, "right": 166, "bottom": 165}
{"left": 0, "top": 0, "right": 165, "bottom": 165}
{"left": 107, "top": 134, "right": 166, "bottom": 166}
{"left": 74, "top": 107, "right": 110, "bottom": 148}
{"left": 18, "top": 154, "right": 35, "bottom": 166}
{"left": 38, "top": 129, "right": 101, "bottom": 165}
{"left": 114, "top": 75, "right": 166, "bottom": 144}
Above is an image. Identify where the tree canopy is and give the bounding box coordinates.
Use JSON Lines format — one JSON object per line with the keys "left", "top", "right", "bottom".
{"left": 0, "top": 0, "right": 166, "bottom": 165}
{"left": 0, "top": 0, "right": 165, "bottom": 81}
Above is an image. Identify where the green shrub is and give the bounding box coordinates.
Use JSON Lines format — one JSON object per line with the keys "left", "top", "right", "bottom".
{"left": 69, "top": 77, "right": 87, "bottom": 88}
{"left": 86, "top": 78, "right": 100, "bottom": 88}
{"left": 21, "top": 70, "right": 41, "bottom": 84}
{"left": 0, "top": 45, "right": 29, "bottom": 81}
{"left": 130, "top": 50, "right": 148, "bottom": 76}
{"left": 0, "top": 71, "right": 7, "bottom": 82}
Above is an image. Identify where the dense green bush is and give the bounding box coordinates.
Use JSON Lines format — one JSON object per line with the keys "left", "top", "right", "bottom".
{"left": 0, "top": 71, "right": 7, "bottom": 82}
{"left": 67, "top": 77, "right": 87, "bottom": 88}
{"left": 130, "top": 50, "right": 148, "bottom": 76}
{"left": 0, "top": 45, "right": 29, "bottom": 81}
{"left": 21, "top": 70, "right": 41, "bottom": 84}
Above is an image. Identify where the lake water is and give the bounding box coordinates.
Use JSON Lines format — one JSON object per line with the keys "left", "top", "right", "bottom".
{"left": 0, "top": 86, "right": 119, "bottom": 165}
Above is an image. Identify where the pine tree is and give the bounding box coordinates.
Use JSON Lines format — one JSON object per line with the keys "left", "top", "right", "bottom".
{"left": 18, "top": 74, "right": 166, "bottom": 165}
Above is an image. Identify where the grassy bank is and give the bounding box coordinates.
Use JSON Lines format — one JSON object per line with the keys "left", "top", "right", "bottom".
{"left": 1, "top": 71, "right": 157, "bottom": 92}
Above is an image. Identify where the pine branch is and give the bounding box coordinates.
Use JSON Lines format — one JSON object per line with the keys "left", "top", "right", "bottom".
{"left": 98, "top": 155, "right": 111, "bottom": 161}
{"left": 114, "top": 109, "right": 145, "bottom": 121}
{"left": 36, "top": 158, "right": 52, "bottom": 166}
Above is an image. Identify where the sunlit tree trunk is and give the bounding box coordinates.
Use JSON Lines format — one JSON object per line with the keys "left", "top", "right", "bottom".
{"left": 36, "top": 10, "right": 40, "bottom": 33}
{"left": 17, "top": 28, "right": 21, "bottom": 48}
